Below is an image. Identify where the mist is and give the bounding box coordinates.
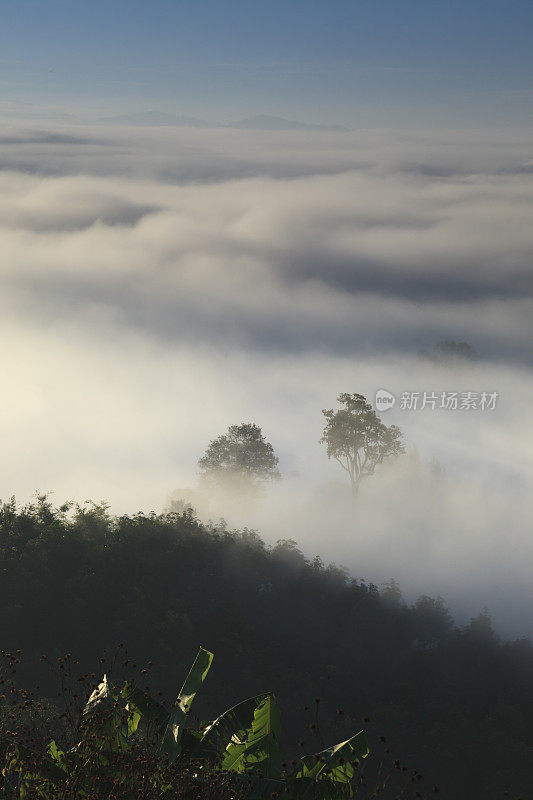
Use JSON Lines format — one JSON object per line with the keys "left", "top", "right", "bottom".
{"left": 2, "top": 120, "right": 532, "bottom": 637}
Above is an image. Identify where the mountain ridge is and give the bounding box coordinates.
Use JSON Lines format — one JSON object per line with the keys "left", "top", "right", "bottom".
{"left": 96, "top": 110, "right": 350, "bottom": 131}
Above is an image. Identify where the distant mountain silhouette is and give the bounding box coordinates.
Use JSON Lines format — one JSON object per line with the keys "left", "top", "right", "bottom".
{"left": 97, "top": 111, "right": 218, "bottom": 128}
{"left": 230, "top": 114, "right": 350, "bottom": 131}
{"left": 96, "top": 111, "right": 349, "bottom": 131}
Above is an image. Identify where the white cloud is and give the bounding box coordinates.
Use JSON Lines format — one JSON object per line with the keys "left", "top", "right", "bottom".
{"left": 1, "top": 122, "right": 532, "bottom": 636}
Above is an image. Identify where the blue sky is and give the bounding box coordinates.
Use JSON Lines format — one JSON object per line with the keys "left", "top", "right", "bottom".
{"left": 2, "top": 0, "right": 533, "bottom": 125}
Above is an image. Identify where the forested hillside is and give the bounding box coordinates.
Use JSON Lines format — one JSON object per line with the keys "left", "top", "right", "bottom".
{"left": 1, "top": 496, "right": 531, "bottom": 799}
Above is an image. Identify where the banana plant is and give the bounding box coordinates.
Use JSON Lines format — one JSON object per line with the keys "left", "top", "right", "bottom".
{"left": 201, "top": 692, "right": 269, "bottom": 753}
{"left": 221, "top": 694, "right": 281, "bottom": 777}
{"left": 159, "top": 646, "right": 213, "bottom": 760}
{"left": 286, "top": 730, "right": 370, "bottom": 799}
{"left": 293, "top": 730, "right": 369, "bottom": 783}
{"left": 0, "top": 647, "right": 370, "bottom": 799}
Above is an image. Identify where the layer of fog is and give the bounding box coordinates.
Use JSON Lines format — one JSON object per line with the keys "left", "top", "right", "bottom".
{"left": 1, "top": 121, "right": 532, "bottom": 636}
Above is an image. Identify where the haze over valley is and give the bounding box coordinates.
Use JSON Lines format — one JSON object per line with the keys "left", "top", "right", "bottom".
{"left": 2, "top": 120, "right": 532, "bottom": 636}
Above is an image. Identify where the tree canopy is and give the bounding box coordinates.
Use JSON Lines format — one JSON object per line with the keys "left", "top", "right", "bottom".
{"left": 198, "top": 423, "right": 281, "bottom": 488}
{"left": 320, "top": 393, "right": 404, "bottom": 499}
{"left": 0, "top": 495, "right": 532, "bottom": 800}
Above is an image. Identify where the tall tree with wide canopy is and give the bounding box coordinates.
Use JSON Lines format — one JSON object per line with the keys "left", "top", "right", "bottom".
{"left": 320, "top": 393, "right": 404, "bottom": 501}
{"left": 198, "top": 423, "right": 281, "bottom": 489}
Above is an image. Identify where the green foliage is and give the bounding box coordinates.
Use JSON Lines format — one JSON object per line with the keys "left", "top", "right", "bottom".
{"left": 0, "top": 649, "right": 369, "bottom": 799}
{"left": 222, "top": 694, "right": 282, "bottom": 777}
{"left": 160, "top": 646, "right": 213, "bottom": 760}
{"left": 198, "top": 423, "right": 281, "bottom": 487}
{"left": 201, "top": 693, "right": 269, "bottom": 758}
{"left": 294, "top": 731, "right": 369, "bottom": 785}
{"left": 0, "top": 497, "right": 532, "bottom": 799}
{"left": 320, "top": 394, "right": 404, "bottom": 499}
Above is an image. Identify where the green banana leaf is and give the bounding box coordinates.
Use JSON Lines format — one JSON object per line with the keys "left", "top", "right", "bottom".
{"left": 160, "top": 646, "right": 214, "bottom": 761}
{"left": 0, "top": 738, "right": 66, "bottom": 786}
{"left": 201, "top": 693, "right": 269, "bottom": 756}
{"left": 46, "top": 740, "right": 67, "bottom": 774}
{"left": 120, "top": 681, "right": 168, "bottom": 736}
{"left": 293, "top": 730, "right": 369, "bottom": 785}
{"left": 222, "top": 694, "right": 282, "bottom": 778}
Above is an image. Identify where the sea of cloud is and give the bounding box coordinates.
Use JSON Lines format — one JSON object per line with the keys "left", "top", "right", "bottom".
{"left": 1, "top": 120, "right": 532, "bottom": 635}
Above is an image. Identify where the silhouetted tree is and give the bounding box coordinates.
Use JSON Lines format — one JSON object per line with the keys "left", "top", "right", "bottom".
{"left": 320, "top": 393, "right": 404, "bottom": 501}
{"left": 198, "top": 423, "right": 281, "bottom": 489}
